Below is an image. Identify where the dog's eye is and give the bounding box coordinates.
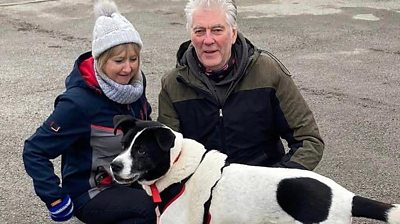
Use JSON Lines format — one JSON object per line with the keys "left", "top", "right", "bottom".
{"left": 132, "top": 144, "right": 146, "bottom": 156}
{"left": 134, "top": 145, "right": 146, "bottom": 155}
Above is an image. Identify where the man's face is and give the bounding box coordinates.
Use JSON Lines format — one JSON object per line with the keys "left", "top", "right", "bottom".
{"left": 190, "top": 8, "right": 237, "bottom": 72}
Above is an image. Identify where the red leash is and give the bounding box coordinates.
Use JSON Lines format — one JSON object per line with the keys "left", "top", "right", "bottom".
{"left": 150, "top": 184, "right": 162, "bottom": 203}
{"left": 149, "top": 152, "right": 182, "bottom": 203}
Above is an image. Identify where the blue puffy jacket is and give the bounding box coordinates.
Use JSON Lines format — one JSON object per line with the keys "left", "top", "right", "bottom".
{"left": 23, "top": 51, "right": 152, "bottom": 210}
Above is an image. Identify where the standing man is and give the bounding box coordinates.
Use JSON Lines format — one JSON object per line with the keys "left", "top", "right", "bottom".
{"left": 158, "top": 0, "right": 324, "bottom": 170}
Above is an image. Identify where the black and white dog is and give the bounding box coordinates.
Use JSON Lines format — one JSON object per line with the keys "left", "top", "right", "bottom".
{"left": 110, "top": 115, "right": 400, "bottom": 224}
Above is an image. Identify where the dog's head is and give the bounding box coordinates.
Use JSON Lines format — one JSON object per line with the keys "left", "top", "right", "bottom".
{"left": 110, "top": 115, "right": 177, "bottom": 185}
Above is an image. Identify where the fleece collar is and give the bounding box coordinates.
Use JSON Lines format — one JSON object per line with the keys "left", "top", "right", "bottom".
{"left": 78, "top": 56, "right": 100, "bottom": 90}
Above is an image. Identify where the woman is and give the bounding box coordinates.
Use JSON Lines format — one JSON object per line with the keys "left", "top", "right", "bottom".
{"left": 22, "top": 0, "right": 156, "bottom": 223}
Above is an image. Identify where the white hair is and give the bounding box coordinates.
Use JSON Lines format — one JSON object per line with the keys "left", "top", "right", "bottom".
{"left": 184, "top": 0, "right": 237, "bottom": 31}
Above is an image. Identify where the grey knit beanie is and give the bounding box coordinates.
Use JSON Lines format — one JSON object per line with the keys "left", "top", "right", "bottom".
{"left": 92, "top": 0, "right": 143, "bottom": 58}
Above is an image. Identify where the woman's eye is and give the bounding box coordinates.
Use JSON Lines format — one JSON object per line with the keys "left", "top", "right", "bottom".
{"left": 112, "top": 57, "right": 125, "bottom": 63}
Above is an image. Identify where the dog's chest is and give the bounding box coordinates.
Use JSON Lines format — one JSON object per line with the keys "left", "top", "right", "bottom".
{"left": 159, "top": 150, "right": 227, "bottom": 224}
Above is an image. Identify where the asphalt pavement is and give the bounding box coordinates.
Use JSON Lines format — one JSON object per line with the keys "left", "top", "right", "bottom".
{"left": 0, "top": 0, "right": 399, "bottom": 223}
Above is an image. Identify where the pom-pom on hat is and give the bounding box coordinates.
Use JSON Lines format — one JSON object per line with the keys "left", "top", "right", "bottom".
{"left": 92, "top": 0, "right": 143, "bottom": 58}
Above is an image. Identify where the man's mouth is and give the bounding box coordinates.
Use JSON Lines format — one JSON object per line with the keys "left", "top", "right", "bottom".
{"left": 204, "top": 50, "right": 217, "bottom": 54}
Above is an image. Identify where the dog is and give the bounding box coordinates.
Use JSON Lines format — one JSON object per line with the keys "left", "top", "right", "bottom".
{"left": 110, "top": 115, "right": 400, "bottom": 224}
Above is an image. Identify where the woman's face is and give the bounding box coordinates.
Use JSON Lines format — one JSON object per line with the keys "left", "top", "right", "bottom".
{"left": 102, "top": 44, "right": 140, "bottom": 85}
{"left": 190, "top": 7, "right": 237, "bottom": 72}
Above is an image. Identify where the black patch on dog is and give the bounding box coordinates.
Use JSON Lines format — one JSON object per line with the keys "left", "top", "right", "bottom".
{"left": 276, "top": 177, "right": 332, "bottom": 223}
{"left": 352, "top": 195, "right": 392, "bottom": 221}
{"left": 113, "top": 115, "right": 165, "bottom": 149}
{"left": 129, "top": 127, "right": 175, "bottom": 182}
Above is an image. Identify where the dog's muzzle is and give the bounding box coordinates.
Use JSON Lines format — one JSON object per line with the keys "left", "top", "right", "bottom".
{"left": 110, "top": 160, "right": 144, "bottom": 185}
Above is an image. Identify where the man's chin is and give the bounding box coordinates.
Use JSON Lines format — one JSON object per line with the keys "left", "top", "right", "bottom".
{"left": 200, "top": 57, "right": 223, "bottom": 71}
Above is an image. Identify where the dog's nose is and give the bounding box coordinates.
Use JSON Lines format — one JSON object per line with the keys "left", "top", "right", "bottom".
{"left": 110, "top": 161, "right": 123, "bottom": 173}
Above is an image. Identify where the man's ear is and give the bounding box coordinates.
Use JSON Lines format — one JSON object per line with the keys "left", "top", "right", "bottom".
{"left": 231, "top": 28, "right": 238, "bottom": 44}
{"left": 154, "top": 128, "right": 176, "bottom": 152}
{"left": 113, "top": 115, "right": 137, "bottom": 135}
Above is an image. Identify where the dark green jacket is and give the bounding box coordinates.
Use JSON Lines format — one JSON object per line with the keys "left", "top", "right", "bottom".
{"left": 158, "top": 33, "right": 324, "bottom": 170}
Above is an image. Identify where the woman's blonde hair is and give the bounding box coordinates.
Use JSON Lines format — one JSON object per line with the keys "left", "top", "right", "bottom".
{"left": 96, "top": 43, "right": 141, "bottom": 71}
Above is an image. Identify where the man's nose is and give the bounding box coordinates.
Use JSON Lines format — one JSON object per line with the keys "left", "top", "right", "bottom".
{"left": 203, "top": 30, "right": 215, "bottom": 45}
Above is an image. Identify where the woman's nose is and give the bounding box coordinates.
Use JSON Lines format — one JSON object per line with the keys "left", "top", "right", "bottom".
{"left": 122, "top": 62, "right": 132, "bottom": 73}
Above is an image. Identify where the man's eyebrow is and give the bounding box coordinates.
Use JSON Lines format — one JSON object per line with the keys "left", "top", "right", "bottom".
{"left": 192, "top": 24, "right": 226, "bottom": 29}
{"left": 192, "top": 25, "right": 204, "bottom": 30}
{"left": 212, "top": 24, "right": 225, "bottom": 28}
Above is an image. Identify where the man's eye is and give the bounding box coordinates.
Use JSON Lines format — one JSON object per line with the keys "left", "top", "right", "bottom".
{"left": 212, "top": 28, "right": 224, "bottom": 34}
{"left": 194, "top": 29, "right": 205, "bottom": 35}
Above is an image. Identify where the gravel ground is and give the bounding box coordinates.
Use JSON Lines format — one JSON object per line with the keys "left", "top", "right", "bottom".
{"left": 0, "top": 0, "right": 399, "bottom": 223}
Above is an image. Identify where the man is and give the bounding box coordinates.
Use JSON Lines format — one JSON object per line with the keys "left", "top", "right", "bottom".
{"left": 157, "top": 0, "right": 324, "bottom": 170}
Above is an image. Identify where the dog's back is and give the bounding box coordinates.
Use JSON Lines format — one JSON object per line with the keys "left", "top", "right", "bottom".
{"left": 210, "top": 163, "right": 353, "bottom": 223}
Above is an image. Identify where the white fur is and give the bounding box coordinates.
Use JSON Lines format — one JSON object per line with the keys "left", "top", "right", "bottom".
{"left": 160, "top": 150, "right": 227, "bottom": 224}
{"left": 111, "top": 145, "right": 132, "bottom": 180}
{"left": 141, "top": 136, "right": 202, "bottom": 193}
{"left": 147, "top": 136, "right": 358, "bottom": 224}
{"left": 388, "top": 205, "right": 400, "bottom": 224}
{"left": 111, "top": 129, "right": 142, "bottom": 181}
{"left": 115, "top": 128, "right": 400, "bottom": 224}
{"left": 207, "top": 164, "right": 354, "bottom": 224}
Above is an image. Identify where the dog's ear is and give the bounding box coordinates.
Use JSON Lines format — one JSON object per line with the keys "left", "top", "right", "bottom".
{"left": 113, "top": 115, "right": 137, "bottom": 135}
{"left": 154, "top": 128, "right": 176, "bottom": 152}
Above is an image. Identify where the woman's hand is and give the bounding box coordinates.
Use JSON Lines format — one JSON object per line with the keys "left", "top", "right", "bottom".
{"left": 47, "top": 195, "right": 74, "bottom": 222}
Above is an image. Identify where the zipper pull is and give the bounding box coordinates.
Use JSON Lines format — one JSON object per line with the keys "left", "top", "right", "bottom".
{"left": 219, "top": 109, "right": 223, "bottom": 117}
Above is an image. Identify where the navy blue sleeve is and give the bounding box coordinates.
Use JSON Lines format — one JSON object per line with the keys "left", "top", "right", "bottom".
{"left": 22, "top": 94, "right": 90, "bottom": 205}
{"left": 136, "top": 72, "right": 152, "bottom": 120}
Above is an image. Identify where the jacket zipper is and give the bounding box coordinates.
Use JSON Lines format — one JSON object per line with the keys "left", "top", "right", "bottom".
{"left": 177, "top": 75, "right": 226, "bottom": 150}
{"left": 219, "top": 108, "right": 226, "bottom": 153}
{"left": 176, "top": 50, "right": 258, "bottom": 156}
